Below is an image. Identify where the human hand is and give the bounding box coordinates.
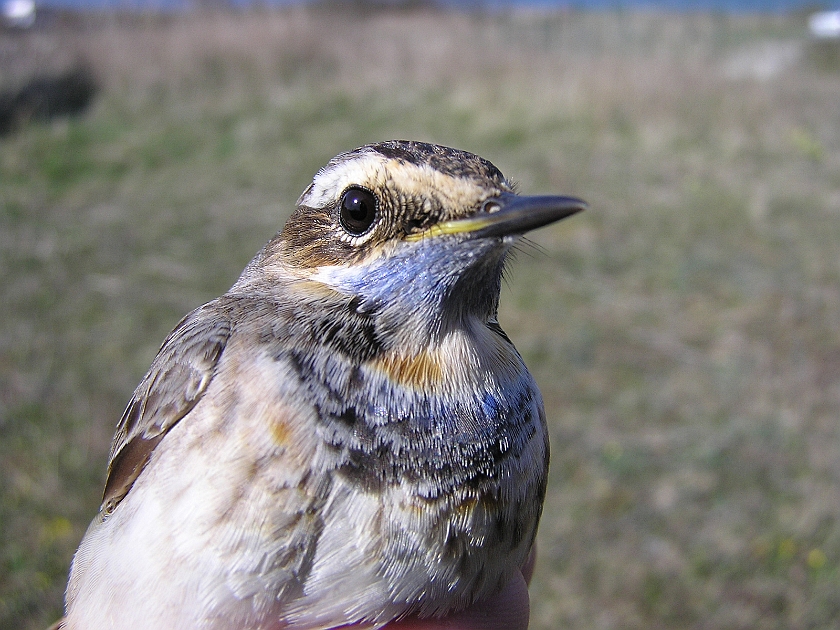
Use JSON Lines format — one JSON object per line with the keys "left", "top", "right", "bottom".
{"left": 381, "top": 548, "right": 536, "bottom": 630}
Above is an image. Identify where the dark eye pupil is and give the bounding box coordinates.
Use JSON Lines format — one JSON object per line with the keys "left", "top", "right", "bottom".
{"left": 340, "top": 188, "right": 377, "bottom": 235}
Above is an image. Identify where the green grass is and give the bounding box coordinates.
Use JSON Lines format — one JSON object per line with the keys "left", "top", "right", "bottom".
{"left": 2, "top": 8, "right": 840, "bottom": 629}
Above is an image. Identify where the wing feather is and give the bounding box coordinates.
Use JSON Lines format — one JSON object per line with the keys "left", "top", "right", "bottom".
{"left": 101, "top": 302, "right": 232, "bottom": 514}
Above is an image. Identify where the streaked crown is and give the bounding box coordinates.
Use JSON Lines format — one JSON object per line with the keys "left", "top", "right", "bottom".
{"left": 278, "top": 140, "right": 516, "bottom": 268}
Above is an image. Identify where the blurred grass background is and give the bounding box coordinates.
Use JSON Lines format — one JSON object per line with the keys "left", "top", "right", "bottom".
{"left": 2, "top": 6, "right": 840, "bottom": 629}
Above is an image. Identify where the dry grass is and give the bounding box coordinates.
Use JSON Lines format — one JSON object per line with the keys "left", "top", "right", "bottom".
{"left": 2, "top": 7, "right": 839, "bottom": 629}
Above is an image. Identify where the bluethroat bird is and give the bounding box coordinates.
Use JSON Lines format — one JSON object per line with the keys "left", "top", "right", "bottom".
{"left": 58, "top": 141, "right": 585, "bottom": 630}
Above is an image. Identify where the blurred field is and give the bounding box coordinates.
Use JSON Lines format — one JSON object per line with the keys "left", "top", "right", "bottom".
{"left": 2, "top": 6, "right": 840, "bottom": 629}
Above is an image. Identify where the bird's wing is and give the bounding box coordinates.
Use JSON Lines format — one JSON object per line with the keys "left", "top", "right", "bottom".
{"left": 101, "top": 302, "right": 232, "bottom": 515}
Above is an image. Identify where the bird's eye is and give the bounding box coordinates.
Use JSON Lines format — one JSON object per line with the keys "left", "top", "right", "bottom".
{"left": 339, "top": 187, "right": 377, "bottom": 236}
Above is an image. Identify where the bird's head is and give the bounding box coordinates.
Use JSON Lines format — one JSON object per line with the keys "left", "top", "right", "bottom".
{"left": 236, "top": 140, "right": 585, "bottom": 353}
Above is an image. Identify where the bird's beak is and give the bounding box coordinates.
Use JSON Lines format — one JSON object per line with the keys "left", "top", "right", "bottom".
{"left": 404, "top": 192, "right": 586, "bottom": 242}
